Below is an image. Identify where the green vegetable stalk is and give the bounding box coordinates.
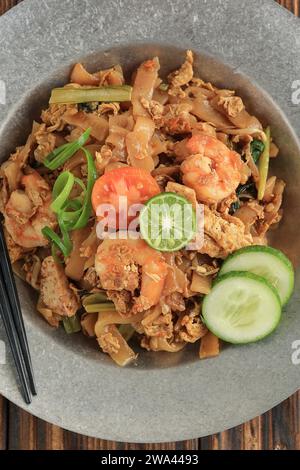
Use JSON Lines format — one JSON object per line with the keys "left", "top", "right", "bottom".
{"left": 63, "top": 314, "right": 81, "bottom": 334}
{"left": 49, "top": 85, "right": 132, "bottom": 104}
{"left": 258, "top": 127, "right": 271, "bottom": 200}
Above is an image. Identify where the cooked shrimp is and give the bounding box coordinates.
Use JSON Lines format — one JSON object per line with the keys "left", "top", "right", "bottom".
{"left": 95, "top": 238, "right": 168, "bottom": 313}
{"left": 4, "top": 170, "right": 56, "bottom": 248}
{"left": 180, "top": 133, "right": 243, "bottom": 204}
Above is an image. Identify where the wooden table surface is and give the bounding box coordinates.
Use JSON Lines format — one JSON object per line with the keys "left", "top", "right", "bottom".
{"left": 0, "top": 0, "right": 299, "bottom": 451}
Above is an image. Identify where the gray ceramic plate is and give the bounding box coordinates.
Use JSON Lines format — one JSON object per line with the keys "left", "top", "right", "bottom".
{"left": 0, "top": 0, "right": 300, "bottom": 443}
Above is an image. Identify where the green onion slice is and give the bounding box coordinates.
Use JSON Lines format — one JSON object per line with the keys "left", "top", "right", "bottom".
{"left": 71, "top": 148, "right": 97, "bottom": 230}
{"left": 63, "top": 315, "right": 81, "bottom": 334}
{"left": 51, "top": 171, "right": 75, "bottom": 213}
{"left": 42, "top": 226, "right": 71, "bottom": 258}
{"left": 44, "top": 128, "right": 91, "bottom": 170}
{"left": 43, "top": 145, "right": 97, "bottom": 259}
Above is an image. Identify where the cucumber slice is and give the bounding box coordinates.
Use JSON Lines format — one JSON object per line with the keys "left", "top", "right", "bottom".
{"left": 202, "top": 272, "right": 282, "bottom": 344}
{"left": 219, "top": 246, "right": 294, "bottom": 306}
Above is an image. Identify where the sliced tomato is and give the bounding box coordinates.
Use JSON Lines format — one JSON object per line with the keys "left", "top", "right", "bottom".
{"left": 92, "top": 167, "right": 160, "bottom": 223}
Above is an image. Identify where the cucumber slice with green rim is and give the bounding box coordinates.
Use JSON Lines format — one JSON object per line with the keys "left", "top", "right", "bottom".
{"left": 139, "top": 192, "right": 196, "bottom": 252}
{"left": 202, "top": 272, "right": 282, "bottom": 344}
{"left": 219, "top": 245, "right": 294, "bottom": 306}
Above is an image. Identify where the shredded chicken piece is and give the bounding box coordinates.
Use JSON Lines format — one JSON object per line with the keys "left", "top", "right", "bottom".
{"left": 97, "top": 102, "right": 120, "bottom": 116}
{"left": 107, "top": 290, "right": 133, "bottom": 316}
{"left": 218, "top": 192, "right": 238, "bottom": 214}
{"left": 22, "top": 254, "right": 42, "bottom": 290}
{"left": 163, "top": 292, "right": 186, "bottom": 312}
{"left": 40, "top": 256, "right": 80, "bottom": 317}
{"left": 140, "top": 98, "right": 164, "bottom": 127}
{"left": 199, "top": 206, "right": 253, "bottom": 259}
{"left": 168, "top": 50, "right": 194, "bottom": 89}
{"left": 97, "top": 65, "right": 124, "bottom": 86}
{"left": 4, "top": 229, "right": 24, "bottom": 263}
{"left": 235, "top": 200, "right": 264, "bottom": 233}
{"left": 217, "top": 95, "right": 244, "bottom": 118}
{"left": 152, "top": 102, "right": 196, "bottom": 135}
{"left": 98, "top": 330, "right": 121, "bottom": 355}
{"left": 34, "top": 124, "right": 56, "bottom": 162}
{"left": 166, "top": 181, "right": 198, "bottom": 210}
{"left": 41, "top": 104, "right": 74, "bottom": 132}
{"left": 83, "top": 267, "right": 101, "bottom": 290}
{"left": 257, "top": 179, "right": 285, "bottom": 235}
{"left": 176, "top": 309, "right": 207, "bottom": 343}
{"left": 141, "top": 306, "right": 173, "bottom": 339}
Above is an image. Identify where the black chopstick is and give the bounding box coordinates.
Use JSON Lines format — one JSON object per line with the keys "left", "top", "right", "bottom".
{"left": 0, "top": 220, "right": 37, "bottom": 396}
{"left": 0, "top": 271, "right": 32, "bottom": 404}
{"left": 0, "top": 216, "right": 36, "bottom": 402}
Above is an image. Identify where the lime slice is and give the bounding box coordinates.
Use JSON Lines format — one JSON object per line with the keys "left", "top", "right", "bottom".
{"left": 139, "top": 192, "right": 196, "bottom": 252}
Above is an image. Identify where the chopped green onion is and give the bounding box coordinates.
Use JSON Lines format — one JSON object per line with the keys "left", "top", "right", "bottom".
{"left": 159, "top": 83, "right": 169, "bottom": 92}
{"left": 42, "top": 226, "right": 72, "bottom": 257}
{"left": 51, "top": 171, "right": 75, "bottom": 213}
{"left": 258, "top": 127, "right": 271, "bottom": 200}
{"left": 118, "top": 324, "right": 135, "bottom": 342}
{"left": 82, "top": 293, "right": 108, "bottom": 307}
{"left": 49, "top": 85, "right": 132, "bottom": 105}
{"left": 43, "top": 146, "right": 97, "bottom": 259}
{"left": 58, "top": 199, "right": 83, "bottom": 230}
{"left": 63, "top": 314, "right": 81, "bottom": 334}
{"left": 71, "top": 148, "right": 97, "bottom": 230}
{"left": 44, "top": 128, "right": 91, "bottom": 170}
{"left": 84, "top": 303, "right": 116, "bottom": 313}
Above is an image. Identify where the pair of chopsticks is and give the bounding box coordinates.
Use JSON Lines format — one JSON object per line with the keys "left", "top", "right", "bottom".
{"left": 0, "top": 214, "right": 36, "bottom": 404}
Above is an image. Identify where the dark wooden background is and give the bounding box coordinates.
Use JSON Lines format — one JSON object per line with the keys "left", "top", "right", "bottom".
{"left": 0, "top": 0, "right": 299, "bottom": 451}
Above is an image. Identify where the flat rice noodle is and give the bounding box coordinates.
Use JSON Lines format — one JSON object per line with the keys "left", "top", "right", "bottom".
{"left": 97, "top": 324, "right": 137, "bottom": 366}
{"left": 209, "top": 94, "right": 262, "bottom": 130}
{"left": 1, "top": 121, "right": 39, "bottom": 191}
{"left": 152, "top": 165, "right": 181, "bottom": 177}
{"left": 199, "top": 331, "right": 220, "bottom": 359}
{"left": 70, "top": 63, "right": 100, "bottom": 86}
{"left": 81, "top": 312, "right": 97, "bottom": 337}
{"left": 150, "top": 133, "right": 168, "bottom": 157}
{"left": 191, "top": 96, "right": 232, "bottom": 128}
{"left": 234, "top": 205, "right": 258, "bottom": 232}
{"left": 263, "top": 176, "right": 277, "bottom": 202}
{"left": 81, "top": 226, "right": 100, "bottom": 270}
{"left": 163, "top": 253, "right": 188, "bottom": 296}
{"left": 1, "top": 161, "right": 22, "bottom": 193}
{"left": 190, "top": 272, "right": 212, "bottom": 295}
{"left": 104, "top": 162, "right": 128, "bottom": 173}
{"left": 63, "top": 110, "right": 109, "bottom": 142}
{"left": 95, "top": 311, "right": 144, "bottom": 336}
{"left": 65, "top": 226, "right": 91, "bottom": 281}
{"left": 227, "top": 109, "right": 262, "bottom": 130}
{"left": 106, "top": 112, "right": 134, "bottom": 160}
{"left": 37, "top": 296, "right": 60, "bottom": 328}
{"left": 148, "top": 337, "right": 185, "bottom": 352}
{"left": 132, "top": 57, "right": 160, "bottom": 118}
{"left": 152, "top": 88, "right": 169, "bottom": 105}
{"left": 126, "top": 116, "right": 155, "bottom": 171}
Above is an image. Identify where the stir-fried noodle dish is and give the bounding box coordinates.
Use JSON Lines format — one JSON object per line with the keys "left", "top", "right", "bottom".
{"left": 0, "top": 51, "right": 291, "bottom": 366}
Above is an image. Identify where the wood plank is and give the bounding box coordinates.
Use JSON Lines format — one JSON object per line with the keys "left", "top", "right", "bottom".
{"left": 0, "top": 396, "right": 7, "bottom": 450}
{"left": 0, "top": 0, "right": 21, "bottom": 15}
{"left": 8, "top": 403, "right": 38, "bottom": 450}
